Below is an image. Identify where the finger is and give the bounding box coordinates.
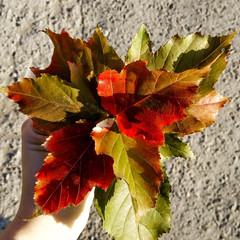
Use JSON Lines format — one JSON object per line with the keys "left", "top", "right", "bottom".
{"left": 22, "top": 119, "right": 48, "bottom": 146}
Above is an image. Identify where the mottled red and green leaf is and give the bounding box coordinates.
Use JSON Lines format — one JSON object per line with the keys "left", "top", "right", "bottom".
{"left": 97, "top": 60, "right": 211, "bottom": 146}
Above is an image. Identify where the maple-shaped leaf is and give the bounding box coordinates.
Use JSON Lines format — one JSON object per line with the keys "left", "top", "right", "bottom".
{"left": 163, "top": 91, "right": 229, "bottom": 135}
{"left": 127, "top": 26, "right": 237, "bottom": 96}
{"left": 34, "top": 123, "right": 115, "bottom": 214}
{"left": 97, "top": 60, "right": 211, "bottom": 146}
{"left": 92, "top": 119, "right": 163, "bottom": 219}
{"left": 95, "top": 166, "right": 171, "bottom": 240}
{"left": 31, "top": 29, "right": 92, "bottom": 82}
{"left": 87, "top": 26, "right": 124, "bottom": 77}
{"left": 32, "top": 28, "right": 124, "bottom": 85}
{"left": 159, "top": 133, "right": 195, "bottom": 160}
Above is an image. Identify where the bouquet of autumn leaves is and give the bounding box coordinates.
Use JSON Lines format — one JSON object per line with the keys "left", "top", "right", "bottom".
{"left": 0, "top": 26, "right": 236, "bottom": 240}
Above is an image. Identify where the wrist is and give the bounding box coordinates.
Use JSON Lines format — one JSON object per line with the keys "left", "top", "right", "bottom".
{"left": 0, "top": 188, "right": 94, "bottom": 240}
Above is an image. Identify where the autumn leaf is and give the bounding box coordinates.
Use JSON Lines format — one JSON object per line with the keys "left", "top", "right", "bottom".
{"left": 87, "top": 26, "right": 124, "bottom": 77}
{"left": 149, "top": 31, "right": 236, "bottom": 73}
{"left": 0, "top": 86, "right": 7, "bottom": 94}
{"left": 188, "top": 91, "right": 229, "bottom": 125}
{"left": 92, "top": 119, "right": 163, "bottom": 219}
{"left": 158, "top": 30, "right": 237, "bottom": 96}
{"left": 31, "top": 118, "right": 75, "bottom": 135}
{"left": 6, "top": 75, "right": 83, "bottom": 122}
{"left": 34, "top": 123, "right": 115, "bottom": 214}
{"left": 126, "top": 25, "right": 237, "bottom": 96}
{"left": 0, "top": 25, "right": 236, "bottom": 240}
{"left": 5, "top": 73, "right": 106, "bottom": 128}
{"left": 31, "top": 29, "right": 91, "bottom": 82}
{"left": 30, "top": 62, "right": 107, "bottom": 134}
{"left": 163, "top": 91, "right": 229, "bottom": 135}
{"left": 159, "top": 133, "right": 195, "bottom": 160}
{"left": 68, "top": 61, "right": 102, "bottom": 106}
{"left": 125, "top": 25, "right": 153, "bottom": 65}
{"left": 97, "top": 60, "right": 211, "bottom": 146}
{"left": 31, "top": 27, "right": 124, "bottom": 85}
{"left": 95, "top": 165, "right": 171, "bottom": 240}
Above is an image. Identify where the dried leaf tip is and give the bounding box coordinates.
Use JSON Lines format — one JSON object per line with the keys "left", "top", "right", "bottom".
{"left": 25, "top": 205, "right": 44, "bottom": 221}
{"left": 0, "top": 86, "right": 8, "bottom": 95}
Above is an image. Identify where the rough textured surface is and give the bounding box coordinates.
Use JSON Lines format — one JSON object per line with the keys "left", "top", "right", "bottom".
{"left": 0, "top": 0, "right": 239, "bottom": 239}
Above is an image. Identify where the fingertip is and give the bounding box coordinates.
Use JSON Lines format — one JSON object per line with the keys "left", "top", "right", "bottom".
{"left": 21, "top": 118, "right": 33, "bottom": 134}
{"left": 22, "top": 118, "right": 48, "bottom": 137}
{"left": 22, "top": 118, "right": 48, "bottom": 145}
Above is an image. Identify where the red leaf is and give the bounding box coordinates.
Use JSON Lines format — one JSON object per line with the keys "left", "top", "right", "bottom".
{"left": 34, "top": 123, "right": 115, "bottom": 214}
{"left": 32, "top": 118, "right": 74, "bottom": 135}
{"left": 31, "top": 29, "right": 88, "bottom": 82}
{"left": 97, "top": 60, "right": 211, "bottom": 146}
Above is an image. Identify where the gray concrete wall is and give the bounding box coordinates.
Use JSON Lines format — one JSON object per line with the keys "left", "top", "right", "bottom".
{"left": 0, "top": 0, "right": 239, "bottom": 239}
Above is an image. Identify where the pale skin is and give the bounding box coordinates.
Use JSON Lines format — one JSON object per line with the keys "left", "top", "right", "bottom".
{"left": 0, "top": 119, "right": 94, "bottom": 240}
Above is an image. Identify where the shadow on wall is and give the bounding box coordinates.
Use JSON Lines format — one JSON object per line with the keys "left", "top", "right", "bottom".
{"left": 0, "top": 216, "right": 10, "bottom": 233}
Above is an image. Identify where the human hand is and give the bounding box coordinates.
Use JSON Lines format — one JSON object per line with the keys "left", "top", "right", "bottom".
{"left": 0, "top": 119, "right": 94, "bottom": 240}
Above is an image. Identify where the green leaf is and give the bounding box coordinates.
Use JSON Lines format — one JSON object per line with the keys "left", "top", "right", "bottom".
{"left": 6, "top": 74, "right": 82, "bottom": 121}
{"left": 149, "top": 31, "right": 237, "bottom": 95}
{"left": 67, "top": 45, "right": 95, "bottom": 90}
{"left": 139, "top": 166, "right": 171, "bottom": 239}
{"left": 95, "top": 179, "right": 139, "bottom": 239}
{"left": 198, "top": 54, "right": 228, "bottom": 96}
{"left": 125, "top": 25, "right": 153, "bottom": 65}
{"left": 6, "top": 74, "right": 104, "bottom": 122}
{"left": 125, "top": 27, "right": 237, "bottom": 97}
{"left": 87, "top": 27, "right": 124, "bottom": 77}
{"left": 150, "top": 31, "right": 236, "bottom": 71}
{"left": 69, "top": 62, "right": 98, "bottom": 104}
{"left": 95, "top": 167, "right": 172, "bottom": 240}
{"left": 159, "top": 133, "right": 195, "bottom": 160}
{"left": 92, "top": 119, "right": 163, "bottom": 219}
